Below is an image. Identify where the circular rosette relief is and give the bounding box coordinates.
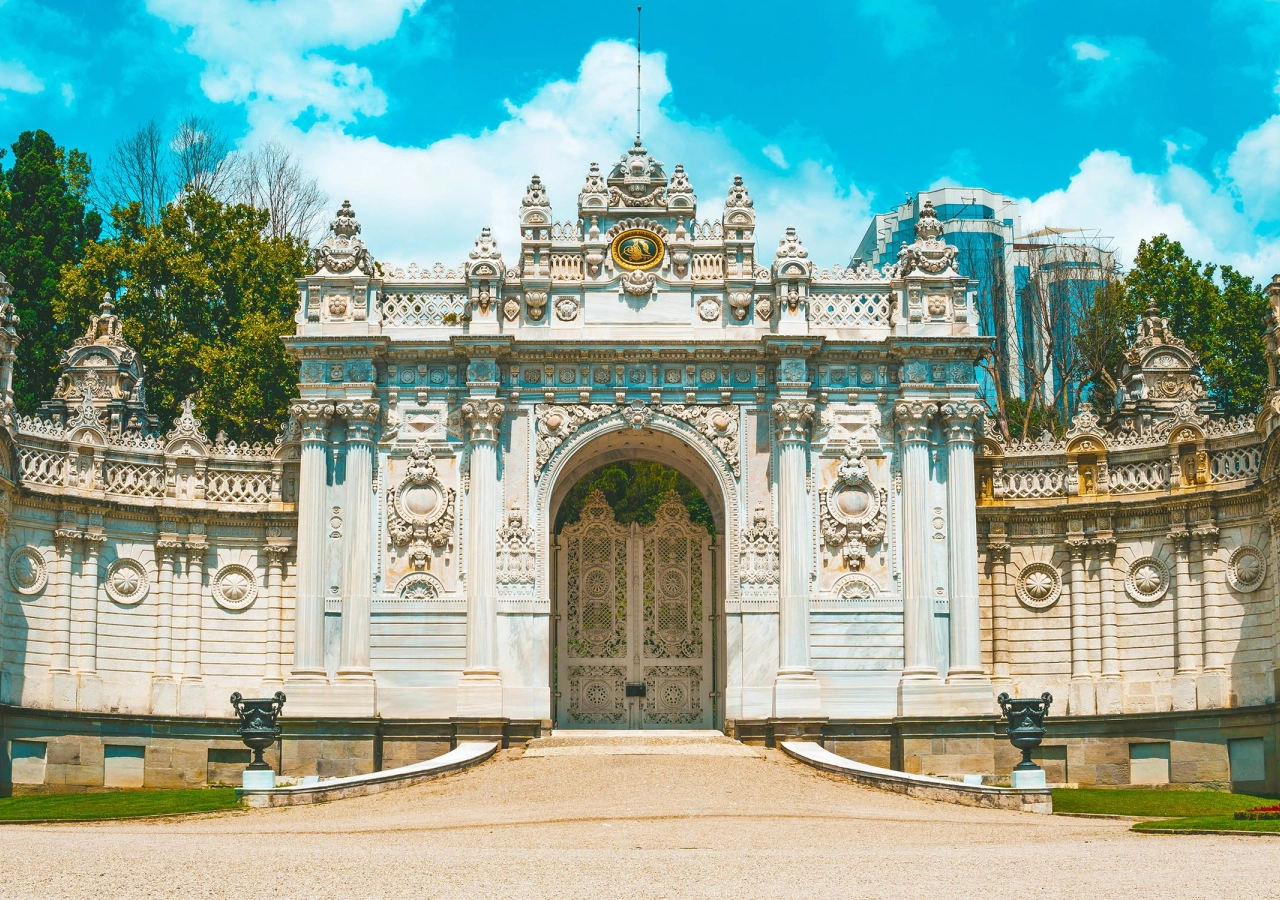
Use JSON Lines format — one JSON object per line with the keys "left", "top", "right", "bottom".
{"left": 1015, "top": 562, "right": 1061, "bottom": 611}
{"left": 1227, "top": 545, "right": 1266, "bottom": 593}
{"left": 105, "top": 558, "right": 150, "bottom": 606}
{"left": 212, "top": 563, "right": 258, "bottom": 611}
{"left": 8, "top": 546, "right": 48, "bottom": 596}
{"left": 1125, "top": 556, "right": 1169, "bottom": 604}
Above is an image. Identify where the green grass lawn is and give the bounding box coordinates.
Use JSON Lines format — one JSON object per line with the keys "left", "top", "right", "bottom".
{"left": 0, "top": 788, "right": 241, "bottom": 822}
{"left": 1053, "top": 788, "right": 1280, "bottom": 833}
{"left": 1131, "top": 815, "right": 1280, "bottom": 833}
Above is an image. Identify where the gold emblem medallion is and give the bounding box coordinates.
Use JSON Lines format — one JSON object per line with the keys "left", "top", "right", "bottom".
{"left": 610, "top": 228, "right": 665, "bottom": 271}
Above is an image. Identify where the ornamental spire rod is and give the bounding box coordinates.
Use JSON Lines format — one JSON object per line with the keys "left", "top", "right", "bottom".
{"left": 636, "top": 5, "right": 642, "bottom": 144}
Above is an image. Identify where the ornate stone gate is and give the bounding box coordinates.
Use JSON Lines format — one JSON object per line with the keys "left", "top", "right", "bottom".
{"left": 556, "top": 490, "right": 714, "bottom": 729}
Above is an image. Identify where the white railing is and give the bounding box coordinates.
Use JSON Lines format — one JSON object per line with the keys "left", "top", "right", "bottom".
{"left": 103, "top": 461, "right": 166, "bottom": 498}
{"left": 999, "top": 468, "right": 1066, "bottom": 499}
{"left": 382, "top": 292, "right": 466, "bottom": 326}
{"left": 809, "top": 292, "right": 891, "bottom": 328}
{"left": 549, "top": 253, "right": 583, "bottom": 281}
{"left": 690, "top": 254, "right": 724, "bottom": 280}
{"left": 1210, "top": 446, "right": 1261, "bottom": 483}
{"left": 1108, "top": 461, "right": 1170, "bottom": 494}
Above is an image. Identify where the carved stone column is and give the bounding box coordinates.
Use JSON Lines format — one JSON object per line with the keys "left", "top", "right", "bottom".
{"left": 290, "top": 400, "right": 333, "bottom": 680}
{"left": 1170, "top": 524, "right": 1199, "bottom": 711}
{"left": 895, "top": 400, "right": 938, "bottom": 678}
{"left": 985, "top": 533, "right": 1011, "bottom": 681}
{"left": 263, "top": 541, "right": 292, "bottom": 685}
{"left": 1066, "top": 537, "right": 1095, "bottom": 715}
{"left": 1094, "top": 532, "right": 1122, "bottom": 714}
{"left": 77, "top": 532, "right": 105, "bottom": 675}
{"left": 772, "top": 398, "right": 821, "bottom": 715}
{"left": 1196, "top": 525, "right": 1226, "bottom": 708}
{"left": 150, "top": 536, "right": 181, "bottom": 716}
{"left": 179, "top": 534, "right": 207, "bottom": 716}
{"left": 50, "top": 524, "right": 79, "bottom": 711}
{"left": 941, "top": 401, "right": 983, "bottom": 678}
{"left": 458, "top": 397, "right": 505, "bottom": 716}
{"left": 337, "top": 401, "right": 379, "bottom": 679}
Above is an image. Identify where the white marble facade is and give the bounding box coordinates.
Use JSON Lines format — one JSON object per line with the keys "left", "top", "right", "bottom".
{"left": 1, "top": 139, "right": 1277, "bottom": 729}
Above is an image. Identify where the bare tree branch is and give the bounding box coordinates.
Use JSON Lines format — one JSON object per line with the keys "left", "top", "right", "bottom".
{"left": 231, "top": 141, "right": 329, "bottom": 243}
{"left": 97, "top": 119, "right": 171, "bottom": 224}
{"left": 172, "top": 114, "right": 237, "bottom": 198}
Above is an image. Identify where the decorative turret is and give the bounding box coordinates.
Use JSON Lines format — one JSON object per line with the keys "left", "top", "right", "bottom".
{"left": 896, "top": 200, "right": 958, "bottom": 278}
{"left": 1260, "top": 274, "right": 1280, "bottom": 438}
{"left": 519, "top": 175, "right": 552, "bottom": 280}
{"left": 1112, "top": 301, "right": 1215, "bottom": 434}
{"left": 466, "top": 226, "right": 505, "bottom": 329}
{"left": 665, "top": 163, "right": 696, "bottom": 211}
{"left": 773, "top": 227, "right": 811, "bottom": 334}
{"left": 578, "top": 163, "right": 609, "bottom": 213}
{"left": 39, "top": 293, "right": 159, "bottom": 435}
{"left": 888, "top": 199, "right": 973, "bottom": 332}
{"left": 312, "top": 200, "right": 374, "bottom": 277}
{"left": 606, "top": 139, "right": 669, "bottom": 208}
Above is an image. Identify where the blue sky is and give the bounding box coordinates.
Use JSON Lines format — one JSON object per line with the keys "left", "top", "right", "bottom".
{"left": 1, "top": 0, "right": 1279, "bottom": 277}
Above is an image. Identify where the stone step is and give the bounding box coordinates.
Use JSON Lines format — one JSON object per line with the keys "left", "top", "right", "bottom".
{"left": 523, "top": 729, "right": 760, "bottom": 757}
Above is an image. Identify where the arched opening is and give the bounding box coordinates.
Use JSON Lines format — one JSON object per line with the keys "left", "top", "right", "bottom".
{"left": 545, "top": 427, "right": 729, "bottom": 731}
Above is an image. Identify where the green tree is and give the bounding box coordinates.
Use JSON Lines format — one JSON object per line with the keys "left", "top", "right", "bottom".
{"left": 0, "top": 130, "right": 102, "bottom": 414}
{"left": 1076, "top": 276, "right": 1143, "bottom": 412}
{"left": 56, "top": 190, "right": 305, "bottom": 441}
{"left": 1126, "top": 235, "right": 1268, "bottom": 416}
{"left": 556, "top": 462, "right": 715, "bottom": 534}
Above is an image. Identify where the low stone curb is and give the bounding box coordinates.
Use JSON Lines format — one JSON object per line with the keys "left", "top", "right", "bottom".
{"left": 781, "top": 740, "right": 1053, "bottom": 814}
{"left": 237, "top": 741, "right": 498, "bottom": 808}
{"left": 1132, "top": 826, "right": 1280, "bottom": 837}
{"left": 0, "top": 806, "right": 247, "bottom": 827}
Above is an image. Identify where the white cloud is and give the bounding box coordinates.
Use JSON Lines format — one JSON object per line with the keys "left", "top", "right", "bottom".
{"left": 1227, "top": 114, "right": 1280, "bottom": 225}
{"left": 1022, "top": 150, "right": 1280, "bottom": 279}
{"left": 59, "top": 81, "right": 74, "bottom": 106}
{"left": 0, "top": 58, "right": 44, "bottom": 94}
{"left": 224, "top": 40, "right": 870, "bottom": 267}
{"left": 1060, "top": 35, "right": 1159, "bottom": 104}
{"left": 146, "top": 0, "right": 426, "bottom": 124}
{"left": 1071, "top": 40, "right": 1110, "bottom": 61}
{"left": 761, "top": 144, "right": 789, "bottom": 169}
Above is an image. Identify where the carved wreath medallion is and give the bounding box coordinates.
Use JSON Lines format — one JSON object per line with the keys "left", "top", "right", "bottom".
{"left": 1227, "top": 545, "right": 1266, "bottom": 593}
{"left": 820, "top": 444, "right": 887, "bottom": 570}
{"left": 387, "top": 439, "right": 456, "bottom": 569}
{"left": 1015, "top": 562, "right": 1061, "bottom": 610}
{"left": 105, "top": 558, "right": 149, "bottom": 605}
{"left": 212, "top": 563, "right": 258, "bottom": 610}
{"left": 1125, "top": 556, "right": 1169, "bottom": 603}
{"left": 8, "top": 546, "right": 47, "bottom": 596}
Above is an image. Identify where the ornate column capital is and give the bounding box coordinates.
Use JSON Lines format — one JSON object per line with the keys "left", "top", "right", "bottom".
{"left": 772, "top": 399, "right": 814, "bottom": 443}
{"left": 940, "top": 400, "right": 982, "bottom": 443}
{"left": 337, "top": 400, "right": 380, "bottom": 442}
{"left": 290, "top": 400, "right": 334, "bottom": 442}
{"left": 462, "top": 397, "right": 506, "bottom": 443}
{"left": 984, "top": 540, "right": 1011, "bottom": 563}
{"left": 894, "top": 400, "right": 938, "bottom": 444}
{"left": 1065, "top": 536, "right": 1088, "bottom": 560}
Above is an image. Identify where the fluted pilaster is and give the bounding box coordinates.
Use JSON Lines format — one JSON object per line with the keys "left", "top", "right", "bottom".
{"left": 337, "top": 401, "right": 379, "bottom": 679}
{"left": 458, "top": 397, "right": 505, "bottom": 715}
{"left": 941, "top": 401, "right": 982, "bottom": 678}
{"left": 896, "top": 400, "right": 938, "bottom": 677}
{"left": 290, "top": 400, "right": 333, "bottom": 679}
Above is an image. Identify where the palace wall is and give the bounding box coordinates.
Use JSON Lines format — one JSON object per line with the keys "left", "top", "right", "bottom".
{"left": 1, "top": 150, "right": 1278, "bottom": 792}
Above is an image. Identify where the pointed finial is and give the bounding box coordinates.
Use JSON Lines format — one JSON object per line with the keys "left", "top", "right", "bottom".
{"left": 100, "top": 291, "right": 116, "bottom": 316}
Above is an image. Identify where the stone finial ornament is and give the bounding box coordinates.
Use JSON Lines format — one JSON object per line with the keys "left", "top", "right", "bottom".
{"left": 312, "top": 200, "right": 375, "bottom": 276}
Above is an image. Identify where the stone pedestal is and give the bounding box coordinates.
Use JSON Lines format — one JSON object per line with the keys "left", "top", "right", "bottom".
{"left": 1068, "top": 677, "right": 1097, "bottom": 716}
{"left": 242, "top": 769, "right": 276, "bottom": 789}
{"left": 281, "top": 681, "right": 377, "bottom": 718}
{"left": 150, "top": 677, "right": 179, "bottom": 717}
{"left": 898, "top": 679, "right": 994, "bottom": 716}
{"left": 773, "top": 670, "right": 822, "bottom": 717}
{"left": 51, "top": 671, "right": 77, "bottom": 711}
{"left": 1197, "top": 671, "right": 1227, "bottom": 710}
{"left": 77, "top": 672, "right": 104, "bottom": 712}
{"left": 1095, "top": 677, "right": 1124, "bottom": 715}
{"left": 178, "top": 679, "right": 206, "bottom": 717}
{"left": 1172, "top": 673, "right": 1198, "bottom": 711}
{"left": 1011, "top": 768, "right": 1046, "bottom": 789}
{"left": 457, "top": 672, "right": 504, "bottom": 718}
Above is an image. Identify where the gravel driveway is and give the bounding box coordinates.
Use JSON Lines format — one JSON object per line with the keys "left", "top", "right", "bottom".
{"left": 0, "top": 742, "right": 1266, "bottom": 899}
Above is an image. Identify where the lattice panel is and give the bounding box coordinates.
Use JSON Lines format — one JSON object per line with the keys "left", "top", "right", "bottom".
{"left": 641, "top": 495, "right": 704, "bottom": 660}
{"left": 690, "top": 254, "right": 724, "bottom": 280}
{"left": 206, "top": 470, "right": 273, "bottom": 503}
{"left": 103, "top": 461, "right": 166, "bottom": 498}
{"left": 1108, "top": 461, "right": 1170, "bottom": 494}
{"left": 1210, "top": 447, "right": 1261, "bottom": 483}
{"left": 549, "top": 253, "right": 582, "bottom": 280}
{"left": 809, "top": 292, "right": 892, "bottom": 327}
{"left": 381, "top": 292, "right": 465, "bottom": 326}
{"left": 1000, "top": 468, "right": 1066, "bottom": 499}
{"left": 566, "top": 665, "right": 628, "bottom": 725}
{"left": 20, "top": 449, "right": 65, "bottom": 486}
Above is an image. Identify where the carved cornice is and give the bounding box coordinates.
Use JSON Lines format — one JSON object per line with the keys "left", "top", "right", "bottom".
{"left": 894, "top": 400, "right": 937, "bottom": 444}
{"left": 772, "top": 400, "right": 814, "bottom": 444}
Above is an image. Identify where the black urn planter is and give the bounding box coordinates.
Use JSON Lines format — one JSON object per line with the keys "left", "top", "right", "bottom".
{"left": 229, "top": 691, "right": 286, "bottom": 771}
{"left": 997, "top": 692, "right": 1052, "bottom": 772}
